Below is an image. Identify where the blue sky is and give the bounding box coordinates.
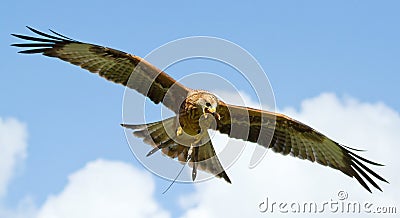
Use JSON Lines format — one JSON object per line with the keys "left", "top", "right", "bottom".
{"left": 1, "top": 0, "right": 399, "bottom": 217}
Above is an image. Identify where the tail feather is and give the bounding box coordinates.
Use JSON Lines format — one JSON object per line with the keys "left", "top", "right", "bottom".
{"left": 121, "top": 116, "right": 231, "bottom": 183}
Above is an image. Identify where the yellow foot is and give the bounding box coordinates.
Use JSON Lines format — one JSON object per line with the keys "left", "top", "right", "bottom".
{"left": 176, "top": 126, "right": 183, "bottom": 136}
{"left": 188, "top": 143, "right": 194, "bottom": 157}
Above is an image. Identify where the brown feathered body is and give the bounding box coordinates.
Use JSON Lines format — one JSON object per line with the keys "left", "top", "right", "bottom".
{"left": 11, "top": 27, "right": 389, "bottom": 192}
{"left": 124, "top": 90, "right": 232, "bottom": 182}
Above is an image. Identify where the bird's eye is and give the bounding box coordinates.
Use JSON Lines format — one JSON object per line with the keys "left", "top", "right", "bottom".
{"left": 206, "top": 102, "right": 211, "bottom": 107}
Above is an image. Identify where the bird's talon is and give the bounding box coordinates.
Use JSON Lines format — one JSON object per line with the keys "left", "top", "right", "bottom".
{"left": 176, "top": 126, "right": 183, "bottom": 136}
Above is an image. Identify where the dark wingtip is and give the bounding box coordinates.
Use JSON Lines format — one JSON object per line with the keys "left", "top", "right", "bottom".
{"left": 26, "top": 26, "right": 35, "bottom": 32}
{"left": 340, "top": 145, "right": 385, "bottom": 166}
{"left": 342, "top": 144, "right": 366, "bottom": 152}
{"left": 146, "top": 146, "right": 160, "bottom": 157}
{"left": 219, "top": 171, "right": 231, "bottom": 184}
{"left": 336, "top": 143, "right": 388, "bottom": 192}
{"left": 49, "top": 28, "right": 75, "bottom": 40}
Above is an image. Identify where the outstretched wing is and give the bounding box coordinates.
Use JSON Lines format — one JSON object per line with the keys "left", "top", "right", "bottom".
{"left": 216, "top": 102, "right": 388, "bottom": 192}
{"left": 11, "top": 27, "right": 189, "bottom": 113}
{"left": 122, "top": 117, "right": 231, "bottom": 183}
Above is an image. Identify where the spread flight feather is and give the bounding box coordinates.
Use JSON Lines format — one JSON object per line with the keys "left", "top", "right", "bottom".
{"left": 12, "top": 27, "right": 388, "bottom": 192}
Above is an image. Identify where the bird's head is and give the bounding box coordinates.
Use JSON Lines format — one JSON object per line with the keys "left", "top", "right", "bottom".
{"left": 188, "top": 90, "right": 221, "bottom": 120}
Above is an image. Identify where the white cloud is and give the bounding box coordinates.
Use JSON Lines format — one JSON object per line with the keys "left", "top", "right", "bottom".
{"left": 178, "top": 92, "right": 399, "bottom": 217}
{"left": 3, "top": 93, "right": 399, "bottom": 218}
{"left": 0, "top": 118, "right": 168, "bottom": 218}
{"left": 36, "top": 159, "right": 170, "bottom": 218}
{"left": 0, "top": 117, "right": 28, "bottom": 198}
{"left": 0, "top": 196, "right": 37, "bottom": 218}
{"left": 0, "top": 117, "right": 31, "bottom": 218}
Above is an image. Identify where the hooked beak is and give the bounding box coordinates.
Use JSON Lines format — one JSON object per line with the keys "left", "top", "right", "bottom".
{"left": 203, "top": 107, "right": 221, "bottom": 120}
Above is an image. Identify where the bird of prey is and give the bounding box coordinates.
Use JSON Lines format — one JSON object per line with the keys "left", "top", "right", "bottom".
{"left": 12, "top": 27, "right": 388, "bottom": 192}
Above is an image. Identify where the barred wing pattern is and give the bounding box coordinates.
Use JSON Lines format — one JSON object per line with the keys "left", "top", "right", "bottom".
{"left": 12, "top": 27, "right": 387, "bottom": 192}
{"left": 122, "top": 118, "right": 231, "bottom": 183}
{"left": 12, "top": 27, "right": 189, "bottom": 113}
{"left": 216, "top": 103, "right": 388, "bottom": 192}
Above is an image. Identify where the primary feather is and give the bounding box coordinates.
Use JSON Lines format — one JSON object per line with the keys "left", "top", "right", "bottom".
{"left": 12, "top": 27, "right": 388, "bottom": 192}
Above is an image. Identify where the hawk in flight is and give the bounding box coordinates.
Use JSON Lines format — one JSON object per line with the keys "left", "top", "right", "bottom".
{"left": 12, "top": 27, "right": 388, "bottom": 192}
